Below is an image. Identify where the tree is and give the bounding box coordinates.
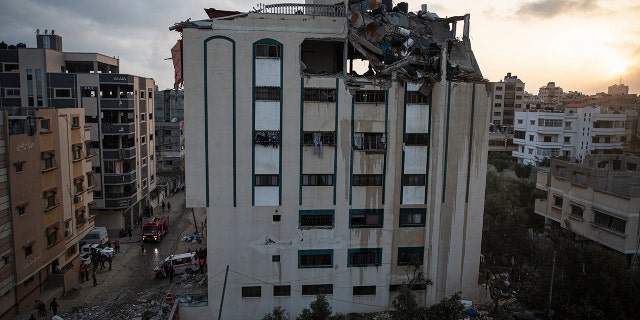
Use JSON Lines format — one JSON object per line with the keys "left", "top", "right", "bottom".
{"left": 263, "top": 306, "right": 290, "bottom": 320}
{"left": 391, "top": 285, "right": 425, "bottom": 320}
{"left": 296, "top": 295, "right": 332, "bottom": 320}
{"left": 424, "top": 292, "right": 464, "bottom": 320}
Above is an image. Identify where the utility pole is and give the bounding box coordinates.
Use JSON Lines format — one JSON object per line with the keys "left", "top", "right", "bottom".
{"left": 548, "top": 250, "right": 556, "bottom": 318}
{"left": 218, "top": 265, "right": 229, "bottom": 320}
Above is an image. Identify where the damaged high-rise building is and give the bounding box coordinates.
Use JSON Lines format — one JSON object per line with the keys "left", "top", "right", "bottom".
{"left": 172, "top": 0, "right": 490, "bottom": 316}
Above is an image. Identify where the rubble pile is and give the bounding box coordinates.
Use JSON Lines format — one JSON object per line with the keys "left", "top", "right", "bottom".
{"left": 60, "top": 273, "right": 207, "bottom": 320}
{"left": 344, "top": 0, "right": 486, "bottom": 92}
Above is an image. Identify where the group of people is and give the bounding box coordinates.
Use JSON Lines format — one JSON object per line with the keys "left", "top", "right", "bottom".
{"left": 31, "top": 298, "right": 58, "bottom": 319}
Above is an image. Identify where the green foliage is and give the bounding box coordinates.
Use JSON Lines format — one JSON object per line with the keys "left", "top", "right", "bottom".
{"left": 296, "top": 295, "right": 332, "bottom": 320}
{"left": 424, "top": 292, "right": 464, "bottom": 320}
{"left": 488, "top": 152, "right": 516, "bottom": 172}
{"left": 263, "top": 307, "right": 290, "bottom": 320}
{"left": 391, "top": 285, "right": 425, "bottom": 320}
{"left": 513, "top": 163, "right": 532, "bottom": 179}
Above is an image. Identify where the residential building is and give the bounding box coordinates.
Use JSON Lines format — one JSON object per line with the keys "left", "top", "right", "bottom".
{"left": 490, "top": 72, "right": 525, "bottom": 128}
{"left": 0, "top": 32, "right": 156, "bottom": 234}
{"left": 173, "top": 2, "right": 489, "bottom": 317}
{"left": 609, "top": 83, "right": 629, "bottom": 96}
{"left": 0, "top": 108, "right": 94, "bottom": 319}
{"left": 538, "top": 82, "right": 563, "bottom": 106}
{"left": 154, "top": 89, "right": 185, "bottom": 192}
{"left": 534, "top": 155, "right": 640, "bottom": 266}
{"left": 512, "top": 104, "right": 626, "bottom": 165}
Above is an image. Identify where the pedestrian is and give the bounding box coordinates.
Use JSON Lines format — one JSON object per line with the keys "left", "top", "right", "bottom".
{"left": 127, "top": 228, "right": 132, "bottom": 240}
{"left": 79, "top": 265, "right": 85, "bottom": 282}
{"left": 107, "top": 255, "right": 112, "bottom": 271}
{"left": 141, "top": 243, "right": 146, "bottom": 255}
{"left": 92, "top": 269, "right": 97, "bottom": 286}
{"left": 83, "top": 265, "right": 89, "bottom": 282}
{"left": 36, "top": 300, "right": 46, "bottom": 315}
{"left": 114, "top": 239, "right": 120, "bottom": 253}
{"left": 167, "top": 202, "right": 171, "bottom": 212}
{"left": 169, "top": 265, "right": 175, "bottom": 283}
{"left": 99, "top": 255, "right": 105, "bottom": 270}
{"left": 199, "top": 256, "right": 205, "bottom": 274}
{"left": 161, "top": 201, "right": 165, "bottom": 212}
{"left": 49, "top": 298, "right": 59, "bottom": 315}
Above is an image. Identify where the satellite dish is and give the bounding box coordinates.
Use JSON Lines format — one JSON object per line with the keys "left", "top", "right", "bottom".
{"left": 51, "top": 30, "right": 55, "bottom": 35}
{"left": 44, "top": 29, "right": 48, "bottom": 34}
{"left": 36, "top": 29, "right": 40, "bottom": 35}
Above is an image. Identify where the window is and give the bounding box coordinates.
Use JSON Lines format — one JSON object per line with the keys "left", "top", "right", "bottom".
{"left": 403, "top": 174, "right": 425, "bottom": 186}
{"left": 494, "top": 112, "right": 501, "bottom": 116}
{"left": 352, "top": 174, "right": 383, "bottom": 186}
{"left": 406, "top": 91, "right": 428, "bottom": 104}
{"left": 404, "top": 133, "right": 428, "bottom": 146}
{"left": 564, "top": 137, "right": 570, "bottom": 143}
{"left": 593, "top": 210, "right": 626, "bottom": 234}
{"left": 74, "top": 178, "right": 84, "bottom": 194}
{"left": 517, "top": 119, "right": 523, "bottom": 124}
{"left": 14, "top": 161, "right": 24, "bottom": 173}
{"left": 241, "top": 286, "right": 261, "bottom": 298}
{"left": 389, "top": 284, "right": 427, "bottom": 292}
{"left": 528, "top": 135, "right": 534, "bottom": 141}
{"left": 71, "top": 116, "right": 80, "bottom": 128}
{"left": 54, "top": 88, "right": 71, "bottom": 98}
{"left": 505, "top": 93, "right": 515, "bottom": 99}
{"left": 302, "top": 174, "right": 334, "bottom": 186}
{"left": 495, "top": 95, "right": 502, "bottom": 99}
{"left": 539, "top": 119, "right": 563, "bottom": 127}
{"left": 353, "top": 286, "right": 376, "bottom": 295}
{"left": 349, "top": 209, "right": 383, "bottom": 228}
{"left": 140, "top": 91, "right": 145, "bottom": 99}
{"left": 17, "top": 204, "right": 27, "bottom": 216}
{"left": 72, "top": 144, "right": 83, "bottom": 161}
{"left": 354, "top": 90, "right": 385, "bottom": 103}
{"left": 303, "top": 131, "right": 335, "bottom": 145}
{"left": 299, "top": 250, "right": 333, "bottom": 268}
{"left": 255, "top": 174, "right": 279, "bottom": 186}
{"left": 255, "top": 87, "right": 281, "bottom": 101}
{"left": 46, "top": 225, "right": 60, "bottom": 247}
{"left": 40, "top": 119, "right": 51, "bottom": 132}
{"left": 43, "top": 189, "right": 57, "bottom": 210}
{"left": 272, "top": 255, "right": 280, "bottom": 262}
{"left": 348, "top": 248, "right": 382, "bottom": 267}
{"left": 24, "top": 244, "right": 33, "bottom": 257}
{"left": 255, "top": 44, "right": 280, "bottom": 58}
{"left": 495, "top": 86, "right": 503, "bottom": 91}
{"left": 494, "top": 103, "right": 502, "bottom": 108}
{"left": 302, "top": 284, "right": 333, "bottom": 295}
{"left": 254, "top": 131, "right": 280, "bottom": 147}
{"left": 569, "top": 204, "right": 584, "bottom": 219}
{"left": 304, "top": 88, "right": 335, "bottom": 102}
{"left": 3, "top": 63, "right": 19, "bottom": 72}
{"left": 140, "top": 114, "right": 146, "bottom": 121}
{"left": 76, "top": 209, "right": 87, "bottom": 226}
{"left": 141, "top": 136, "right": 146, "bottom": 144}
{"left": 399, "top": 208, "right": 426, "bottom": 227}
{"left": 553, "top": 195, "right": 563, "bottom": 208}
{"left": 41, "top": 151, "right": 56, "bottom": 171}
{"left": 273, "top": 285, "right": 291, "bottom": 296}
{"left": 5, "top": 88, "right": 20, "bottom": 96}
{"left": 353, "top": 133, "right": 386, "bottom": 150}
{"left": 299, "top": 210, "right": 334, "bottom": 228}
{"left": 398, "top": 247, "right": 424, "bottom": 266}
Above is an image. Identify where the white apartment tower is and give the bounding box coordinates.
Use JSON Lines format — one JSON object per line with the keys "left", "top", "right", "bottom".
{"left": 490, "top": 72, "right": 525, "bottom": 128}
{"left": 512, "top": 104, "right": 626, "bottom": 165}
{"left": 174, "top": 2, "right": 490, "bottom": 317}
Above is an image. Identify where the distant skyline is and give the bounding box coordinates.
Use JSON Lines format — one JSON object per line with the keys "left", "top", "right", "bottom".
{"left": 0, "top": 0, "right": 638, "bottom": 94}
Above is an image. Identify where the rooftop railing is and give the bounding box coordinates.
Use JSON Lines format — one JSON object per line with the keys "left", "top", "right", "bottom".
{"left": 257, "top": 3, "right": 346, "bottom": 17}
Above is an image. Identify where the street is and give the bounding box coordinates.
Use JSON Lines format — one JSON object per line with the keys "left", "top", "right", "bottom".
{"left": 29, "top": 191, "right": 207, "bottom": 320}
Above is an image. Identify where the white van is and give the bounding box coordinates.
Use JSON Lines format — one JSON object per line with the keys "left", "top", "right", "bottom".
{"left": 154, "top": 252, "right": 200, "bottom": 278}
{"left": 82, "top": 227, "right": 109, "bottom": 245}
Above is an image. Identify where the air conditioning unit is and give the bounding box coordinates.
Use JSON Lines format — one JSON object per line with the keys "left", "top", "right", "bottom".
{"left": 73, "top": 195, "right": 82, "bottom": 203}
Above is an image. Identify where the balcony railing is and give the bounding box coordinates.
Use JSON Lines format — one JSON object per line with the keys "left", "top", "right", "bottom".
{"left": 257, "top": 3, "right": 346, "bottom": 16}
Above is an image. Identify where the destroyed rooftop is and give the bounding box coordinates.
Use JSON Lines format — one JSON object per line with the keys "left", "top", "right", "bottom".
{"left": 171, "top": 1, "right": 486, "bottom": 91}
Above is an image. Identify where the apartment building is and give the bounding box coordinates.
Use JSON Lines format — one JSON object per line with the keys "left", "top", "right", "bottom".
{"left": 535, "top": 155, "right": 640, "bottom": 265}
{"left": 538, "top": 81, "right": 564, "bottom": 106}
{"left": 0, "top": 108, "right": 94, "bottom": 319}
{"left": 153, "top": 89, "right": 184, "bottom": 191}
{"left": 512, "top": 104, "right": 626, "bottom": 165}
{"left": 0, "top": 32, "right": 156, "bottom": 233}
{"left": 173, "top": 2, "right": 490, "bottom": 317}
{"left": 490, "top": 72, "right": 525, "bottom": 128}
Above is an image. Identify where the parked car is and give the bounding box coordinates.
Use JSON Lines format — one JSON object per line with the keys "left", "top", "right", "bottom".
{"left": 81, "top": 243, "right": 114, "bottom": 258}
{"left": 154, "top": 252, "right": 200, "bottom": 278}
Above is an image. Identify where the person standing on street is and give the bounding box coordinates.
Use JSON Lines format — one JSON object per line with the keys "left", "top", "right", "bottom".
{"left": 92, "top": 269, "right": 97, "bottom": 286}
{"left": 127, "top": 227, "right": 132, "bottom": 240}
{"left": 161, "top": 201, "right": 165, "bottom": 212}
{"left": 114, "top": 239, "right": 120, "bottom": 253}
{"left": 107, "top": 255, "right": 113, "bottom": 271}
{"left": 49, "top": 298, "right": 59, "bottom": 315}
{"left": 167, "top": 202, "right": 171, "bottom": 212}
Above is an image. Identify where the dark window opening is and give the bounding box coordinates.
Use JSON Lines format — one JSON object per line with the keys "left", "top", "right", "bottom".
{"left": 403, "top": 174, "right": 425, "bottom": 186}
{"left": 255, "top": 174, "right": 279, "bottom": 187}
{"left": 303, "top": 131, "right": 335, "bottom": 145}
{"left": 274, "top": 285, "right": 291, "bottom": 296}
{"left": 352, "top": 174, "right": 383, "bottom": 186}
{"left": 255, "top": 87, "right": 281, "bottom": 101}
{"left": 350, "top": 209, "right": 383, "bottom": 228}
{"left": 302, "top": 284, "right": 333, "bottom": 295}
{"left": 302, "top": 174, "right": 334, "bottom": 186}
{"left": 241, "top": 286, "right": 261, "bottom": 298}
{"left": 256, "top": 44, "right": 280, "bottom": 58}
{"left": 353, "top": 285, "right": 376, "bottom": 295}
{"left": 301, "top": 40, "right": 343, "bottom": 75}
{"left": 354, "top": 90, "right": 386, "bottom": 103}
{"left": 404, "top": 133, "right": 428, "bottom": 146}
{"left": 304, "top": 88, "right": 336, "bottom": 102}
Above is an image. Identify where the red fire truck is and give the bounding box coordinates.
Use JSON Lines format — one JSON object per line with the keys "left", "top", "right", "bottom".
{"left": 142, "top": 215, "right": 169, "bottom": 242}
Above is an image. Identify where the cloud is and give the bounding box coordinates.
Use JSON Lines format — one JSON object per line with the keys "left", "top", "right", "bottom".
{"left": 516, "top": 0, "right": 599, "bottom": 18}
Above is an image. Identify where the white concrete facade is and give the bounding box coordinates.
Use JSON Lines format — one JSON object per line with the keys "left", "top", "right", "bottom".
{"left": 180, "top": 10, "right": 489, "bottom": 317}
{"left": 512, "top": 105, "right": 626, "bottom": 165}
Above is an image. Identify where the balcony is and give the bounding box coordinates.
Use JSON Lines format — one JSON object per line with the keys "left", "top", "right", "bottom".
{"left": 103, "top": 171, "right": 137, "bottom": 184}
{"left": 102, "top": 147, "right": 136, "bottom": 160}
{"left": 101, "top": 122, "right": 135, "bottom": 134}
{"left": 100, "top": 98, "right": 135, "bottom": 109}
{"left": 104, "top": 193, "right": 138, "bottom": 209}
{"left": 257, "top": 3, "right": 345, "bottom": 16}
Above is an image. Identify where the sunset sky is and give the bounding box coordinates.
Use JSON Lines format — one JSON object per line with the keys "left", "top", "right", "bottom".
{"left": 1, "top": 0, "right": 638, "bottom": 94}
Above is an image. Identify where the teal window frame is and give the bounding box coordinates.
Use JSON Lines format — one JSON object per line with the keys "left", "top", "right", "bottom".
{"left": 397, "top": 247, "right": 424, "bottom": 266}
{"left": 349, "top": 209, "right": 383, "bottom": 228}
{"left": 399, "top": 208, "right": 426, "bottom": 227}
{"left": 348, "top": 248, "right": 382, "bottom": 267}
{"left": 299, "top": 210, "right": 334, "bottom": 228}
{"left": 298, "top": 249, "right": 333, "bottom": 268}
